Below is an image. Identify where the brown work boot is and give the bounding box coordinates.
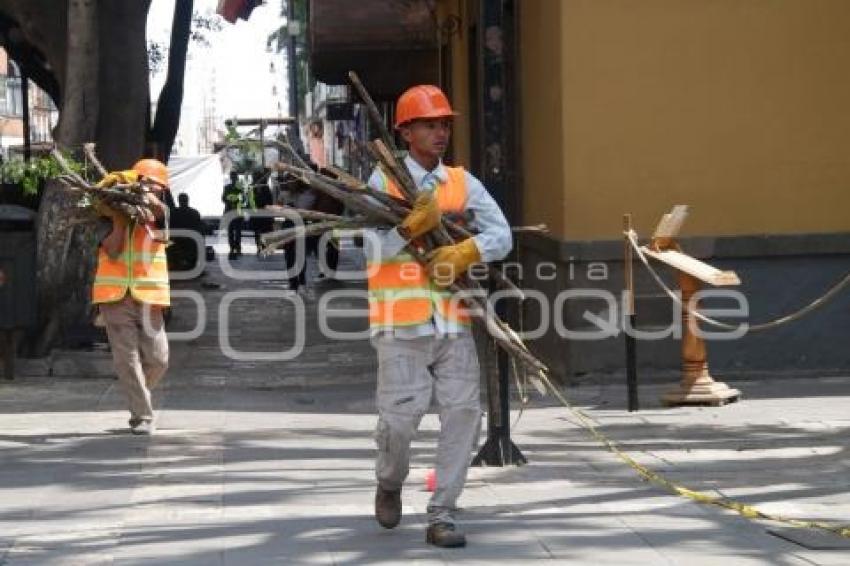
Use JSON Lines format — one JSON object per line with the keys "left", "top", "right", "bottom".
{"left": 374, "top": 485, "right": 402, "bottom": 529}
{"left": 426, "top": 522, "right": 467, "bottom": 548}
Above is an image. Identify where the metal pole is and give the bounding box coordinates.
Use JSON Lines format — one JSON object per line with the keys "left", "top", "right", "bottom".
{"left": 496, "top": 340, "right": 516, "bottom": 459}
{"left": 21, "top": 71, "right": 31, "bottom": 162}
{"left": 287, "top": 0, "right": 299, "bottom": 150}
{"left": 472, "top": 266, "right": 527, "bottom": 466}
{"left": 260, "top": 119, "right": 266, "bottom": 168}
{"left": 623, "top": 213, "right": 639, "bottom": 411}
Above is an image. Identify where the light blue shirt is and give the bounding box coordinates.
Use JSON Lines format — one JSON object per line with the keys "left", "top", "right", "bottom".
{"left": 365, "top": 155, "right": 513, "bottom": 337}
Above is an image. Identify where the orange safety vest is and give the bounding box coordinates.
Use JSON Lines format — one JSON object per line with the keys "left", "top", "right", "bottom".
{"left": 367, "top": 166, "right": 472, "bottom": 329}
{"left": 92, "top": 223, "right": 170, "bottom": 306}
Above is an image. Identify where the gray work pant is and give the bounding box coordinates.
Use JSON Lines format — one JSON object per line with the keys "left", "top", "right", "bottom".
{"left": 100, "top": 296, "right": 169, "bottom": 423}
{"left": 373, "top": 333, "right": 481, "bottom": 523}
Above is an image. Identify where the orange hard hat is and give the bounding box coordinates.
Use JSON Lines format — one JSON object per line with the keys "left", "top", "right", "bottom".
{"left": 394, "top": 85, "right": 458, "bottom": 129}
{"left": 132, "top": 158, "right": 169, "bottom": 188}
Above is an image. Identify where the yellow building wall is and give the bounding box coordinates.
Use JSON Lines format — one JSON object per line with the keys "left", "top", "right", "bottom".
{"left": 522, "top": 0, "right": 850, "bottom": 240}
{"left": 519, "top": 0, "right": 567, "bottom": 236}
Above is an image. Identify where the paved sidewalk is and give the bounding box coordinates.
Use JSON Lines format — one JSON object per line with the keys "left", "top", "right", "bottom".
{"left": 1, "top": 245, "right": 848, "bottom": 564}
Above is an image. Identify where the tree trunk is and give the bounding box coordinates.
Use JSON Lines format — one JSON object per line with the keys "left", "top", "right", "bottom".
{"left": 2, "top": 1, "right": 154, "bottom": 355}
{"left": 95, "top": 0, "right": 151, "bottom": 169}
{"left": 1, "top": 1, "right": 151, "bottom": 169}
{"left": 149, "top": 0, "right": 193, "bottom": 162}
{"left": 53, "top": 0, "right": 98, "bottom": 148}
{"left": 31, "top": 0, "right": 99, "bottom": 355}
{"left": 32, "top": 181, "right": 105, "bottom": 355}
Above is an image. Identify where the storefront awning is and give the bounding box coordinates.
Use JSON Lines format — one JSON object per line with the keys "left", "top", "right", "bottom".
{"left": 309, "top": 0, "right": 437, "bottom": 99}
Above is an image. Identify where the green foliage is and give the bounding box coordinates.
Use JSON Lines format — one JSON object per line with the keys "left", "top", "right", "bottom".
{"left": 0, "top": 153, "right": 85, "bottom": 195}
{"left": 224, "top": 127, "right": 264, "bottom": 174}
{"left": 232, "top": 150, "right": 262, "bottom": 176}
{"left": 224, "top": 121, "right": 242, "bottom": 142}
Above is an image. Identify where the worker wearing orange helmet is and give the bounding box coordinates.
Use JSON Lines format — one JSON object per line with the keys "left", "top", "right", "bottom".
{"left": 92, "top": 158, "right": 171, "bottom": 436}
{"left": 366, "top": 85, "right": 512, "bottom": 547}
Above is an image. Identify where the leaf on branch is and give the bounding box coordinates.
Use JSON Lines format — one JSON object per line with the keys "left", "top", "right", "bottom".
{"left": 0, "top": 153, "right": 86, "bottom": 195}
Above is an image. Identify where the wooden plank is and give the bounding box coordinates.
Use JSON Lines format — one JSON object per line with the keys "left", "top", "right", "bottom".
{"left": 641, "top": 247, "right": 741, "bottom": 286}
{"left": 652, "top": 205, "right": 689, "bottom": 239}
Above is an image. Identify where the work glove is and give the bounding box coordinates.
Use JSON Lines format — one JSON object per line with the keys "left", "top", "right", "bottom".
{"left": 426, "top": 237, "right": 482, "bottom": 288}
{"left": 398, "top": 191, "right": 441, "bottom": 240}
{"left": 95, "top": 170, "right": 139, "bottom": 188}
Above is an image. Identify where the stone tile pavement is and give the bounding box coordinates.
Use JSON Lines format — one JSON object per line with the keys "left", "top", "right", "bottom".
{"left": 1, "top": 240, "right": 848, "bottom": 564}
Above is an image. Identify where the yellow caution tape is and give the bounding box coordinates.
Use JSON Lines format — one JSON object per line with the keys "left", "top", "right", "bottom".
{"left": 535, "top": 371, "right": 850, "bottom": 539}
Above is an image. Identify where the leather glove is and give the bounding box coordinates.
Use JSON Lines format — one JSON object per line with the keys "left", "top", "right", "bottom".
{"left": 426, "top": 237, "right": 482, "bottom": 288}
{"left": 96, "top": 170, "right": 139, "bottom": 188}
{"left": 398, "top": 191, "right": 441, "bottom": 240}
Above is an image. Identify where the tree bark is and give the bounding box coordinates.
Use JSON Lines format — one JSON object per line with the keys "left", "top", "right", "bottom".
{"left": 95, "top": 0, "right": 151, "bottom": 169}
{"left": 29, "top": 0, "right": 99, "bottom": 354}
{"left": 32, "top": 180, "right": 104, "bottom": 355}
{"left": 148, "top": 0, "right": 193, "bottom": 162}
{"left": 53, "top": 0, "right": 98, "bottom": 149}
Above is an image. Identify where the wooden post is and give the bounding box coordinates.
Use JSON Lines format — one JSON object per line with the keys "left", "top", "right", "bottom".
{"left": 661, "top": 272, "right": 741, "bottom": 406}
{"left": 641, "top": 205, "right": 741, "bottom": 407}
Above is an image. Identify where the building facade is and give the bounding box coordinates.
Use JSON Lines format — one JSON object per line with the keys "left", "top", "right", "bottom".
{"left": 0, "top": 47, "right": 57, "bottom": 158}
{"left": 0, "top": 47, "right": 25, "bottom": 153}
{"left": 305, "top": 0, "right": 850, "bottom": 381}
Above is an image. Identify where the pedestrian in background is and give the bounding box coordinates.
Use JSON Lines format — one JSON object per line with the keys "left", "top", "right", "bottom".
{"left": 251, "top": 169, "right": 275, "bottom": 256}
{"left": 312, "top": 176, "right": 343, "bottom": 277}
{"left": 168, "top": 192, "right": 205, "bottom": 273}
{"left": 222, "top": 171, "right": 244, "bottom": 259}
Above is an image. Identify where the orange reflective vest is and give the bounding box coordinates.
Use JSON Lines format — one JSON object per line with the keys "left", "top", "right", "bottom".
{"left": 367, "top": 166, "right": 471, "bottom": 329}
{"left": 92, "top": 223, "right": 170, "bottom": 306}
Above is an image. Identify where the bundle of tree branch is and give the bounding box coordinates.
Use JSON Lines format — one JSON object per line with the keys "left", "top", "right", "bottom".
{"left": 259, "top": 71, "right": 550, "bottom": 378}
{"left": 50, "top": 146, "right": 158, "bottom": 225}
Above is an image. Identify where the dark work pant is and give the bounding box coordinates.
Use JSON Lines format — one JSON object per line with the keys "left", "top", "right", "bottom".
{"left": 282, "top": 220, "right": 310, "bottom": 290}
{"left": 252, "top": 218, "right": 274, "bottom": 251}
{"left": 321, "top": 238, "right": 340, "bottom": 274}
{"left": 227, "top": 217, "right": 243, "bottom": 253}
{"left": 284, "top": 241, "right": 305, "bottom": 291}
